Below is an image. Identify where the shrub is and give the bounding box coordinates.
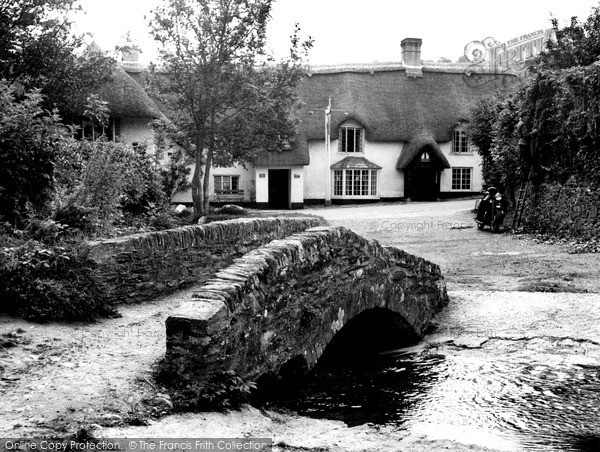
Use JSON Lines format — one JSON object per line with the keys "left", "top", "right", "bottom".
{"left": 0, "top": 240, "right": 117, "bottom": 322}
{"left": 156, "top": 366, "right": 256, "bottom": 411}
{"left": 72, "top": 140, "right": 128, "bottom": 227}
{"left": 0, "top": 81, "right": 69, "bottom": 227}
{"left": 53, "top": 204, "right": 99, "bottom": 234}
{"left": 120, "top": 143, "right": 168, "bottom": 216}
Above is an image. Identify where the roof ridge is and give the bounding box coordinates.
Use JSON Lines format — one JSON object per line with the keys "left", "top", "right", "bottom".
{"left": 307, "top": 61, "right": 509, "bottom": 75}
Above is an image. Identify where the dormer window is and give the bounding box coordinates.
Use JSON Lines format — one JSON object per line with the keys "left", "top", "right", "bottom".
{"left": 452, "top": 125, "right": 470, "bottom": 153}
{"left": 339, "top": 121, "right": 363, "bottom": 153}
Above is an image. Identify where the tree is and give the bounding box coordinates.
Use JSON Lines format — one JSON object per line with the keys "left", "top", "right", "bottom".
{"left": 535, "top": 3, "right": 600, "bottom": 70}
{"left": 0, "top": 0, "right": 115, "bottom": 116}
{"left": 149, "top": 0, "right": 312, "bottom": 216}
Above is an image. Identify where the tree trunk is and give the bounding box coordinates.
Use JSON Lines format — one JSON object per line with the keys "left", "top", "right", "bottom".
{"left": 203, "top": 129, "right": 215, "bottom": 216}
{"left": 192, "top": 133, "right": 206, "bottom": 218}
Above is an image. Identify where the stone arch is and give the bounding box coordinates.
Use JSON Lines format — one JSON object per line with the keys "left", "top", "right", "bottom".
{"left": 165, "top": 226, "right": 448, "bottom": 384}
{"left": 315, "top": 307, "right": 419, "bottom": 370}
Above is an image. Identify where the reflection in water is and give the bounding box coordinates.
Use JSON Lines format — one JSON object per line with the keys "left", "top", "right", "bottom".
{"left": 266, "top": 337, "right": 600, "bottom": 451}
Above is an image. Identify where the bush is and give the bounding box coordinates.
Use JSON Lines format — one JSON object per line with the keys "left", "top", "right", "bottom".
{"left": 53, "top": 204, "right": 99, "bottom": 234}
{"left": 156, "top": 367, "right": 256, "bottom": 411}
{"left": 0, "top": 81, "right": 69, "bottom": 226}
{"left": 0, "top": 240, "right": 117, "bottom": 322}
{"left": 120, "top": 142, "right": 168, "bottom": 216}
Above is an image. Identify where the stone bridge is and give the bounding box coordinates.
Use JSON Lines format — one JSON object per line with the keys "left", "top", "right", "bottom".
{"left": 164, "top": 226, "right": 448, "bottom": 384}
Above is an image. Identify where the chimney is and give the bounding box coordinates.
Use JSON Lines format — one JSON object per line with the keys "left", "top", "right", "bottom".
{"left": 401, "top": 38, "right": 423, "bottom": 78}
{"left": 121, "top": 45, "right": 141, "bottom": 63}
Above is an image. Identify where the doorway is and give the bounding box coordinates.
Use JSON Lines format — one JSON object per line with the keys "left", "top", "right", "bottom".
{"left": 404, "top": 146, "right": 441, "bottom": 201}
{"left": 268, "top": 169, "right": 291, "bottom": 209}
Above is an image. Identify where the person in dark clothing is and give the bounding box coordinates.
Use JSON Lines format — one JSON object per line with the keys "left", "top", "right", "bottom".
{"left": 516, "top": 115, "right": 537, "bottom": 182}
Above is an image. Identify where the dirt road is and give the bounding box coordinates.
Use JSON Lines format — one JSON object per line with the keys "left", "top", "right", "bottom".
{"left": 308, "top": 200, "right": 600, "bottom": 293}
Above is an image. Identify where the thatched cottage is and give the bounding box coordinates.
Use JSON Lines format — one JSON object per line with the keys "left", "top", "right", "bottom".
{"left": 74, "top": 45, "right": 162, "bottom": 150}
{"left": 173, "top": 38, "right": 516, "bottom": 208}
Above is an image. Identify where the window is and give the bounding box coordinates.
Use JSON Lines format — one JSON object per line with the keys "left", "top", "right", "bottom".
{"left": 339, "top": 126, "right": 363, "bottom": 153}
{"left": 452, "top": 128, "right": 470, "bottom": 153}
{"left": 421, "top": 151, "right": 430, "bottom": 161}
{"left": 76, "top": 117, "right": 120, "bottom": 141}
{"left": 334, "top": 169, "right": 378, "bottom": 196}
{"left": 214, "top": 175, "right": 240, "bottom": 192}
{"left": 334, "top": 170, "right": 343, "bottom": 196}
{"left": 452, "top": 168, "right": 472, "bottom": 190}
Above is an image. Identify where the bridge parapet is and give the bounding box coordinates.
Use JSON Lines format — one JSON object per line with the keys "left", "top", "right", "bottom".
{"left": 85, "top": 217, "right": 321, "bottom": 303}
{"left": 165, "top": 226, "right": 448, "bottom": 382}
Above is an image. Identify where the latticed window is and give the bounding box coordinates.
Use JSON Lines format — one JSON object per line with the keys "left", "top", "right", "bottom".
{"left": 334, "top": 170, "right": 343, "bottom": 196}
{"left": 451, "top": 168, "right": 472, "bottom": 190}
{"left": 452, "top": 128, "right": 470, "bottom": 153}
{"left": 214, "top": 175, "right": 239, "bottom": 192}
{"left": 336, "top": 169, "right": 378, "bottom": 196}
{"left": 339, "top": 127, "right": 363, "bottom": 153}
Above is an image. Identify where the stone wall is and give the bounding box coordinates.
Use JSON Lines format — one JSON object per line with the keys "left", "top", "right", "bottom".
{"left": 84, "top": 217, "right": 322, "bottom": 304}
{"left": 165, "top": 226, "right": 448, "bottom": 383}
{"left": 521, "top": 182, "right": 600, "bottom": 238}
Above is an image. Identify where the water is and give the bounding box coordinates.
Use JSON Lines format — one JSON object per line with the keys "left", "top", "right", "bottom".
{"left": 266, "top": 292, "right": 600, "bottom": 451}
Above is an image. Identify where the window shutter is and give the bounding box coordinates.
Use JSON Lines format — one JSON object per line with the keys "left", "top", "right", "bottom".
{"left": 338, "top": 128, "right": 344, "bottom": 152}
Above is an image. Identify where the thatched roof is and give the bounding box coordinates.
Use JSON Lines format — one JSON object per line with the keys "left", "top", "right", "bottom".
{"left": 396, "top": 132, "right": 451, "bottom": 169}
{"left": 255, "top": 137, "right": 310, "bottom": 166}
{"left": 297, "top": 63, "right": 515, "bottom": 143}
{"left": 331, "top": 156, "right": 382, "bottom": 170}
{"left": 96, "top": 66, "right": 162, "bottom": 119}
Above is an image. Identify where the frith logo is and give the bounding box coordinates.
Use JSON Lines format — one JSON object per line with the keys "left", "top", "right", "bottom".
{"left": 464, "top": 29, "right": 555, "bottom": 78}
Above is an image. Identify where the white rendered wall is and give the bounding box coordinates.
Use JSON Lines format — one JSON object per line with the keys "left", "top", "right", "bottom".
{"left": 254, "top": 166, "right": 304, "bottom": 205}
{"left": 255, "top": 167, "right": 269, "bottom": 204}
{"left": 120, "top": 118, "right": 155, "bottom": 153}
{"left": 439, "top": 142, "right": 484, "bottom": 193}
{"left": 305, "top": 139, "right": 404, "bottom": 200}
{"left": 171, "top": 163, "right": 253, "bottom": 204}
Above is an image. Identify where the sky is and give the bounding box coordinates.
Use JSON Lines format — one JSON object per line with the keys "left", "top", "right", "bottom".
{"left": 74, "top": 0, "right": 599, "bottom": 65}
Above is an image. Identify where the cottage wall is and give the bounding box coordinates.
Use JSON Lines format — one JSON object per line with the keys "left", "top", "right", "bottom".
{"left": 253, "top": 166, "right": 304, "bottom": 207}
{"left": 439, "top": 141, "right": 484, "bottom": 194}
{"left": 305, "top": 139, "right": 404, "bottom": 201}
{"left": 305, "top": 141, "right": 328, "bottom": 200}
{"left": 120, "top": 118, "right": 156, "bottom": 153}
{"left": 171, "top": 163, "right": 254, "bottom": 204}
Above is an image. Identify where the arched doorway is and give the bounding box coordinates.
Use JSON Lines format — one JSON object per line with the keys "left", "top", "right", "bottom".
{"left": 404, "top": 146, "right": 441, "bottom": 201}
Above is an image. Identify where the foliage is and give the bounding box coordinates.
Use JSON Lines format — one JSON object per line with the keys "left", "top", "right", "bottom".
{"left": 0, "top": 81, "right": 69, "bottom": 226}
{"left": 469, "top": 64, "right": 600, "bottom": 199}
{"left": 51, "top": 139, "right": 171, "bottom": 233}
{"left": 0, "top": 0, "right": 115, "bottom": 115}
{"left": 535, "top": 3, "right": 600, "bottom": 70}
{"left": 149, "top": 0, "right": 312, "bottom": 217}
{"left": 150, "top": 119, "right": 192, "bottom": 202}
{"left": 70, "top": 140, "right": 129, "bottom": 226}
{"left": 120, "top": 142, "right": 167, "bottom": 216}
{"left": 0, "top": 239, "right": 116, "bottom": 322}
{"left": 469, "top": 4, "right": 600, "bottom": 204}
{"left": 157, "top": 367, "right": 256, "bottom": 411}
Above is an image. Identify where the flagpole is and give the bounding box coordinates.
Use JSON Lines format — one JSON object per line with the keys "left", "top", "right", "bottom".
{"left": 325, "top": 97, "right": 332, "bottom": 206}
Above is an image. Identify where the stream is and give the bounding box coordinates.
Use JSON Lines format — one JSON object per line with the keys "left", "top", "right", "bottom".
{"left": 267, "top": 291, "right": 600, "bottom": 451}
